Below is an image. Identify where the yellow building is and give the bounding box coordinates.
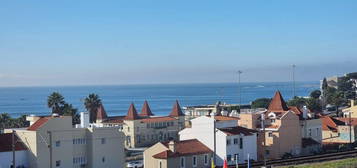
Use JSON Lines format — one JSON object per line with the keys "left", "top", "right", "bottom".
{"left": 96, "top": 100, "right": 186, "bottom": 148}
{"left": 6, "top": 114, "right": 125, "bottom": 168}
{"left": 342, "top": 100, "right": 357, "bottom": 118}
{"left": 144, "top": 139, "right": 212, "bottom": 168}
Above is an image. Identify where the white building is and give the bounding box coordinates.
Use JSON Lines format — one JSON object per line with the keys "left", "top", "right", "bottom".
{"left": 179, "top": 116, "right": 257, "bottom": 166}
{"left": 0, "top": 132, "right": 28, "bottom": 168}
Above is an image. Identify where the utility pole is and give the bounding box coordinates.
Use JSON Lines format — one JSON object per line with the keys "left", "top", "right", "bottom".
{"left": 213, "top": 118, "right": 217, "bottom": 165}
{"left": 12, "top": 130, "right": 16, "bottom": 168}
{"left": 350, "top": 112, "right": 352, "bottom": 149}
{"left": 238, "top": 70, "right": 243, "bottom": 111}
{"left": 261, "top": 113, "right": 267, "bottom": 167}
{"left": 47, "top": 131, "right": 53, "bottom": 168}
{"left": 292, "top": 64, "right": 296, "bottom": 98}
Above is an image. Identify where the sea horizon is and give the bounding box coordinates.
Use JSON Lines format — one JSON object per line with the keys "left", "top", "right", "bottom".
{"left": 0, "top": 81, "right": 320, "bottom": 118}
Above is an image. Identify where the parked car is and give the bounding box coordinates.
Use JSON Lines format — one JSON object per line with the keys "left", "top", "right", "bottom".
{"left": 127, "top": 160, "right": 143, "bottom": 168}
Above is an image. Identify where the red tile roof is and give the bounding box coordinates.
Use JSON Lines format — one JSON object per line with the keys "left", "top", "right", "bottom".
{"left": 336, "top": 118, "right": 357, "bottom": 126}
{"left": 218, "top": 126, "right": 257, "bottom": 136}
{"left": 268, "top": 91, "right": 289, "bottom": 112}
{"left": 214, "top": 116, "right": 239, "bottom": 121}
{"left": 153, "top": 139, "right": 212, "bottom": 159}
{"left": 321, "top": 116, "right": 345, "bottom": 131}
{"left": 102, "top": 116, "right": 125, "bottom": 124}
{"left": 124, "top": 103, "right": 139, "bottom": 120}
{"left": 27, "top": 117, "right": 50, "bottom": 131}
{"left": 140, "top": 100, "right": 154, "bottom": 116}
{"left": 96, "top": 104, "right": 108, "bottom": 120}
{"left": 169, "top": 100, "right": 184, "bottom": 117}
{"left": 0, "top": 133, "right": 27, "bottom": 152}
{"left": 140, "top": 116, "right": 176, "bottom": 123}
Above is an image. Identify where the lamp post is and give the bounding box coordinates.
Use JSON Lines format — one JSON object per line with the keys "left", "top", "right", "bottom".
{"left": 238, "top": 70, "right": 243, "bottom": 111}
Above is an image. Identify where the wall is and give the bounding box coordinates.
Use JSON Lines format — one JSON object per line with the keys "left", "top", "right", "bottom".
{"left": 0, "top": 150, "right": 28, "bottom": 168}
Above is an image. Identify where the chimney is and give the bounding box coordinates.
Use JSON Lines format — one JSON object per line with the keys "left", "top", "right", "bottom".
{"left": 168, "top": 140, "right": 175, "bottom": 152}
{"left": 351, "top": 100, "right": 355, "bottom": 107}
{"left": 80, "top": 112, "right": 90, "bottom": 128}
{"left": 303, "top": 106, "right": 308, "bottom": 119}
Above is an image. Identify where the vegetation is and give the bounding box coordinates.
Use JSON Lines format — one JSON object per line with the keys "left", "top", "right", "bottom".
{"left": 282, "top": 158, "right": 357, "bottom": 168}
{"left": 84, "top": 93, "right": 102, "bottom": 123}
{"left": 251, "top": 98, "right": 271, "bottom": 109}
{"left": 47, "top": 92, "right": 80, "bottom": 125}
{"left": 0, "top": 113, "right": 29, "bottom": 131}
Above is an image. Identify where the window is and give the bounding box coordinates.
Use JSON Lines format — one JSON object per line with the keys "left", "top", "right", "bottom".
{"left": 271, "top": 119, "right": 276, "bottom": 123}
{"left": 102, "top": 157, "right": 105, "bottom": 163}
{"left": 308, "top": 129, "right": 312, "bottom": 136}
{"left": 316, "top": 128, "right": 319, "bottom": 136}
{"left": 234, "top": 154, "right": 239, "bottom": 161}
{"left": 226, "top": 139, "right": 231, "bottom": 145}
{"left": 159, "top": 161, "right": 162, "bottom": 168}
{"left": 192, "top": 156, "right": 197, "bottom": 167}
{"left": 227, "top": 155, "right": 232, "bottom": 162}
{"left": 147, "top": 124, "right": 150, "bottom": 128}
{"left": 204, "top": 154, "right": 208, "bottom": 165}
{"left": 73, "top": 139, "right": 75, "bottom": 144}
{"left": 239, "top": 138, "right": 243, "bottom": 149}
{"left": 101, "top": 138, "right": 106, "bottom": 144}
{"left": 55, "top": 141, "right": 60, "bottom": 147}
{"left": 268, "top": 132, "right": 273, "bottom": 137}
{"left": 180, "top": 157, "right": 185, "bottom": 168}
{"left": 233, "top": 138, "right": 238, "bottom": 144}
{"left": 127, "top": 127, "right": 130, "bottom": 132}
{"left": 56, "top": 160, "right": 61, "bottom": 167}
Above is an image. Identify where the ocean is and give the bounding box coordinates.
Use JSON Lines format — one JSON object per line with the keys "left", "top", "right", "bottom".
{"left": 0, "top": 82, "right": 319, "bottom": 117}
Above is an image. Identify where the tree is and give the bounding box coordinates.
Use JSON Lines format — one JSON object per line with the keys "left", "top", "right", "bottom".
{"left": 306, "top": 98, "right": 322, "bottom": 112}
{"left": 310, "top": 90, "right": 321, "bottom": 99}
{"left": 251, "top": 98, "right": 271, "bottom": 109}
{"left": 61, "top": 103, "right": 80, "bottom": 125}
{"left": 84, "top": 94, "right": 102, "bottom": 123}
{"left": 0, "top": 113, "right": 11, "bottom": 130}
{"left": 47, "top": 92, "right": 65, "bottom": 114}
{"left": 287, "top": 97, "right": 307, "bottom": 109}
{"left": 322, "top": 78, "right": 328, "bottom": 92}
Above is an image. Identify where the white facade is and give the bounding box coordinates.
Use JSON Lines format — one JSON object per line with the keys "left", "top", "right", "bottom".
{"left": 179, "top": 116, "right": 257, "bottom": 166}
{"left": 0, "top": 150, "right": 28, "bottom": 168}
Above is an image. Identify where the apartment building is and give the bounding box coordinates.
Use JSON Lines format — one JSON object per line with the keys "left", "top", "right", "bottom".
{"left": 144, "top": 139, "right": 212, "bottom": 168}
{"left": 179, "top": 115, "right": 257, "bottom": 166}
{"left": 183, "top": 102, "right": 242, "bottom": 121}
{"left": 96, "top": 100, "right": 186, "bottom": 148}
{"left": 0, "top": 132, "right": 28, "bottom": 168}
{"left": 6, "top": 114, "right": 125, "bottom": 168}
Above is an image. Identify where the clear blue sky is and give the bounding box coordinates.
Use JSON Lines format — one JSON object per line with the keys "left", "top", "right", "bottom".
{"left": 1, "top": 0, "right": 357, "bottom": 86}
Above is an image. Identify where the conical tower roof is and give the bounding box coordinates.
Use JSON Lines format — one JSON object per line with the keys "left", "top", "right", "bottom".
{"left": 124, "top": 103, "right": 139, "bottom": 120}
{"left": 268, "top": 91, "right": 289, "bottom": 111}
{"left": 169, "top": 100, "right": 184, "bottom": 117}
{"left": 140, "top": 100, "right": 154, "bottom": 116}
{"left": 96, "top": 104, "right": 108, "bottom": 120}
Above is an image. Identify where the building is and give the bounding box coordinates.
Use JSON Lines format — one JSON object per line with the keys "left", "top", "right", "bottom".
{"left": 179, "top": 115, "right": 257, "bottom": 166}
{"left": 144, "top": 139, "right": 212, "bottom": 168}
{"left": 321, "top": 116, "right": 357, "bottom": 145}
{"left": 96, "top": 100, "right": 186, "bottom": 148}
{"left": 253, "top": 91, "right": 302, "bottom": 160}
{"left": 342, "top": 100, "right": 357, "bottom": 118}
{"left": 5, "top": 114, "right": 125, "bottom": 168}
{"left": 0, "top": 132, "right": 28, "bottom": 168}
{"left": 184, "top": 102, "right": 243, "bottom": 121}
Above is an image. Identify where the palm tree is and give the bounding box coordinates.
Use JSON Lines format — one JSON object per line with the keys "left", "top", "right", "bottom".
{"left": 47, "top": 92, "right": 65, "bottom": 114}
{"left": 84, "top": 93, "right": 102, "bottom": 123}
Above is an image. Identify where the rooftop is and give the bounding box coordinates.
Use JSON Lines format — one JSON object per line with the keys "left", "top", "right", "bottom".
{"left": 218, "top": 126, "right": 257, "bottom": 136}
{"left": 0, "top": 133, "right": 27, "bottom": 152}
{"left": 153, "top": 139, "right": 212, "bottom": 159}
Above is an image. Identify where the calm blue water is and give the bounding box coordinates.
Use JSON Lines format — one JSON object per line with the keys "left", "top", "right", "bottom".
{"left": 0, "top": 82, "right": 319, "bottom": 117}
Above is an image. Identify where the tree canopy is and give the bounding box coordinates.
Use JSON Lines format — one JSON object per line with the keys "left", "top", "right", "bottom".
{"left": 251, "top": 98, "right": 271, "bottom": 109}
{"left": 84, "top": 93, "right": 102, "bottom": 123}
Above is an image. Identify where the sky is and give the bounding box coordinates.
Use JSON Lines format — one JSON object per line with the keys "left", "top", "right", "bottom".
{"left": 0, "top": 0, "right": 357, "bottom": 86}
